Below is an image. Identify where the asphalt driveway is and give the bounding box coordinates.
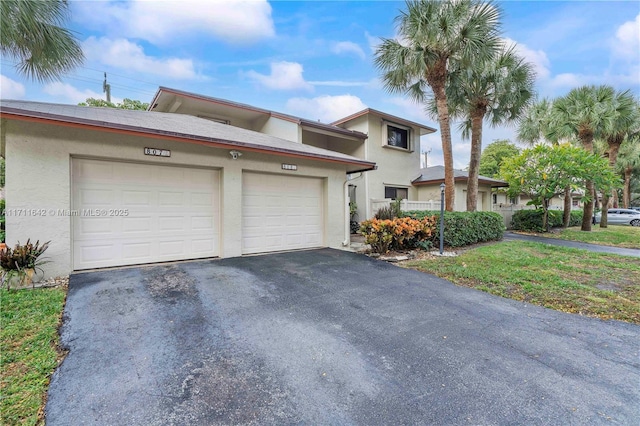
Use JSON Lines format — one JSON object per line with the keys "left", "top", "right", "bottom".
{"left": 46, "top": 249, "right": 639, "bottom": 425}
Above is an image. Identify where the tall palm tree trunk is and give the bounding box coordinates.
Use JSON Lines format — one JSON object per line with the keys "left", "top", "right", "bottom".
{"left": 580, "top": 134, "right": 594, "bottom": 231}
{"left": 599, "top": 141, "right": 622, "bottom": 228}
{"left": 434, "top": 84, "right": 455, "bottom": 211}
{"left": 466, "top": 109, "right": 485, "bottom": 212}
{"left": 623, "top": 167, "right": 632, "bottom": 208}
{"left": 563, "top": 186, "right": 571, "bottom": 228}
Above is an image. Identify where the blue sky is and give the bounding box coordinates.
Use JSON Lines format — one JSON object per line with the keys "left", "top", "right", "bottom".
{"left": 1, "top": 0, "right": 638, "bottom": 168}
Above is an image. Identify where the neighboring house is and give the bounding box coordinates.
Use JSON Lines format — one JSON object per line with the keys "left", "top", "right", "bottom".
{"left": 411, "top": 166, "right": 508, "bottom": 212}
{"left": 149, "top": 87, "right": 437, "bottom": 221}
{"left": 493, "top": 191, "right": 585, "bottom": 210}
{"left": 0, "top": 100, "right": 375, "bottom": 277}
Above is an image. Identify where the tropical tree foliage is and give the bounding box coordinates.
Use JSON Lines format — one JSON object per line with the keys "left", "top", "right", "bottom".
{"left": 617, "top": 135, "right": 640, "bottom": 208}
{"left": 599, "top": 91, "right": 639, "bottom": 226}
{"left": 517, "top": 98, "right": 574, "bottom": 227}
{"left": 374, "top": 0, "right": 501, "bottom": 211}
{"left": 501, "top": 144, "right": 618, "bottom": 231}
{"left": 0, "top": 0, "right": 84, "bottom": 82}
{"left": 79, "top": 98, "right": 150, "bottom": 111}
{"left": 444, "top": 45, "right": 535, "bottom": 211}
{"left": 550, "top": 85, "right": 615, "bottom": 231}
{"left": 478, "top": 139, "right": 520, "bottom": 178}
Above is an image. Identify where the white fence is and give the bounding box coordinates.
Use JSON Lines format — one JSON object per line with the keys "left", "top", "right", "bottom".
{"left": 370, "top": 199, "right": 440, "bottom": 214}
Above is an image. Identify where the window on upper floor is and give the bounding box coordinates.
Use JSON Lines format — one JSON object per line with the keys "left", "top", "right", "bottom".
{"left": 385, "top": 186, "right": 408, "bottom": 200}
{"left": 492, "top": 194, "right": 498, "bottom": 204}
{"left": 386, "top": 124, "right": 409, "bottom": 150}
{"left": 509, "top": 196, "right": 518, "bottom": 205}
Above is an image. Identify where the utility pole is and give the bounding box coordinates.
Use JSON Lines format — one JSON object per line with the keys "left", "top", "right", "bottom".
{"left": 103, "top": 72, "right": 111, "bottom": 103}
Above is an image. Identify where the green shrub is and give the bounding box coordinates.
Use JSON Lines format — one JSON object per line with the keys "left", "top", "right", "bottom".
{"left": 511, "top": 209, "right": 584, "bottom": 232}
{"left": 360, "top": 216, "right": 437, "bottom": 253}
{"left": 404, "top": 210, "right": 505, "bottom": 248}
{"left": 374, "top": 206, "right": 396, "bottom": 220}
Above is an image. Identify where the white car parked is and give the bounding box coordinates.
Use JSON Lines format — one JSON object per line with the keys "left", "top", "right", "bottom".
{"left": 594, "top": 208, "right": 640, "bottom": 226}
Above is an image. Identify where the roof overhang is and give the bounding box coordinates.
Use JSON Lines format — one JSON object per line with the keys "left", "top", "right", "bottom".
{"left": 412, "top": 176, "right": 509, "bottom": 188}
{"left": 0, "top": 108, "right": 376, "bottom": 173}
{"left": 332, "top": 108, "right": 438, "bottom": 136}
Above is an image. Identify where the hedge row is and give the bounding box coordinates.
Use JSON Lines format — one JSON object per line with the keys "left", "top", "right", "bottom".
{"left": 511, "top": 209, "right": 583, "bottom": 232}
{"left": 403, "top": 210, "right": 505, "bottom": 248}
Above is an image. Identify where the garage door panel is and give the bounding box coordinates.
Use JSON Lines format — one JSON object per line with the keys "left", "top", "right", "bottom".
{"left": 80, "top": 188, "right": 115, "bottom": 205}
{"left": 122, "top": 242, "right": 151, "bottom": 259}
{"left": 242, "top": 172, "right": 324, "bottom": 254}
{"left": 73, "top": 159, "right": 219, "bottom": 270}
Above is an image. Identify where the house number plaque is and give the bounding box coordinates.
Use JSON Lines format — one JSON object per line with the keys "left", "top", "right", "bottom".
{"left": 144, "top": 147, "right": 171, "bottom": 157}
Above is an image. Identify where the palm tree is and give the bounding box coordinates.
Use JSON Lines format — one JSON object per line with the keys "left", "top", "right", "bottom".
{"left": 599, "top": 92, "right": 639, "bottom": 227}
{"left": 374, "top": 0, "right": 501, "bottom": 211}
{"left": 0, "top": 0, "right": 84, "bottom": 82}
{"left": 550, "top": 85, "right": 615, "bottom": 231}
{"left": 617, "top": 134, "right": 640, "bottom": 208}
{"left": 517, "top": 98, "right": 574, "bottom": 227}
{"left": 445, "top": 45, "right": 535, "bottom": 211}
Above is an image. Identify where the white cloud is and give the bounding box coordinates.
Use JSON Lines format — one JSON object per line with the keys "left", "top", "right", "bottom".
{"left": 0, "top": 75, "right": 26, "bottom": 99}
{"left": 245, "top": 61, "right": 313, "bottom": 91}
{"left": 43, "top": 82, "right": 122, "bottom": 105}
{"left": 332, "top": 41, "right": 366, "bottom": 59}
{"left": 365, "top": 31, "right": 380, "bottom": 53}
{"left": 387, "top": 97, "right": 432, "bottom": 122}
{"left": 74, "top": 0, "right": 275, "bottom": 45}
{"left": 503, "top": 37, "right": 551, "bottom": 80}
{"left": 613, "top": 13, "right": 640, "bottom": 61}
{"left": 285, "top": 95, "right": 367, "bottom": 122}
{"left": 83, "top": 37, "right": 199, "bottom": 80}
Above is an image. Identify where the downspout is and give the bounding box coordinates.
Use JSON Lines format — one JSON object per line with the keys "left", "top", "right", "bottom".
{"left": 343, "top": 172, "right": 363, "bottom": 246}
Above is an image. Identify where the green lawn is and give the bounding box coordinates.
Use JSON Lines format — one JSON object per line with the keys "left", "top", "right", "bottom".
{"left": 530, "top": 225, "right": 640, "bottom": 249}
{"left": 404, "top": 241, "right": 640, "bottom": 324}
{"left": 1, "top": 287, "right": 67, "bottom": 425}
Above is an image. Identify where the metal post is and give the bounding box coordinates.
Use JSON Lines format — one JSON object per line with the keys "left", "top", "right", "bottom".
{"left": 440, "top": 183, "right": 445, "bottom": 255}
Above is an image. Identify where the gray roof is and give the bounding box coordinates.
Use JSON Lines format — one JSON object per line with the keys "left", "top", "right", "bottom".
{"left": 0, "top": 100, "right": 375, "bottom": 172}
{"left": 412, "top": 165, "right": 508, "bottom": 187}
{"left": 150, "top": 86, "right": 369, "bottom": 140}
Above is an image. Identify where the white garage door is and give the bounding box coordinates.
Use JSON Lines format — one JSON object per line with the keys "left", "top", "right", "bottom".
{"left": 72, "top": 158, "right": 219, "bottom": 270}
{"left": 242, "top": 172, "right": 324, "bottom": 254}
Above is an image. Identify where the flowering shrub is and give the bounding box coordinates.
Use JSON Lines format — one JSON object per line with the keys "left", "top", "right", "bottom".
{"left": 360, "top": 216, "right": 437, "bottom": 253}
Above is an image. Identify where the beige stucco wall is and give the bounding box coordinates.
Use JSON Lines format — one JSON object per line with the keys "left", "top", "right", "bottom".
{"left": 417, "top": 182, "right": 493, "bottom": 212}
{"left": 3, "top": 120, "right": 348, "bottom": 278}
{"left": 258, "top": 116, "right": 300, "bottom": 143}
{"left": 340, "top": 114, "right": 422, "bottom": 219}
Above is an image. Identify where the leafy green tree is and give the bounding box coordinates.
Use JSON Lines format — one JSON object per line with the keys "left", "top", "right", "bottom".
{"left": 374, "top": 0, "right": 501, "bottom": 211}
{"left": 501, "top": 144, "right": 618, "bottom": 231}
{"left": 550, "top": 85, "right": 615, "bottom": 231}
{"left": 444, "top": 45, "right": 535, "bottom": 211}
{"left": 0, "top": 0, "right": 84, "bottom": 82}
{"left": 479, "top": 140, "right": 520, "bottom": 178}
{"left": 517, "top": 98, "right": 574, "bottom": 227}
{"left": 79, "top": 98, "right": 150, "bottom": 111}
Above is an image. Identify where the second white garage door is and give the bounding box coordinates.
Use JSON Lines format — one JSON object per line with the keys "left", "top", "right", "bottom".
{"left": 72, "top": 158, "right": 220, "bottom": 270}
{"left": 242, "top": 172, "right": 324, "bottom": 254}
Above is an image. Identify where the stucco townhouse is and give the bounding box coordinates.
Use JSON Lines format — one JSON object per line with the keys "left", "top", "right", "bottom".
{"left": 1, "top": 90, "right": 438, "bottom": 277}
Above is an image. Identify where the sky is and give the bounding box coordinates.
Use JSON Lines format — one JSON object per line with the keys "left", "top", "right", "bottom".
{"left": 1, "top": 0, "right": 638, "bottom": 169}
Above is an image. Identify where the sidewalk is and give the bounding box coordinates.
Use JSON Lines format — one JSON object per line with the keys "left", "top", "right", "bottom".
{"left": 503, "top": 231, "right": 640, "bottom": 258}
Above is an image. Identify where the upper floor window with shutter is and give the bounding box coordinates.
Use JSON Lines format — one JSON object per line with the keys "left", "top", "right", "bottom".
{"left": 387, "top": 124, "right": 409, "bottom": 150}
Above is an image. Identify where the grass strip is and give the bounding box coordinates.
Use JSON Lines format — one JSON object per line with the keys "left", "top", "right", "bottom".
{"left": 404, "top": 241, "right": 640, "bottom": 323}
{"left": 1, "top": 286, "right": 67, "bottom": 425}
